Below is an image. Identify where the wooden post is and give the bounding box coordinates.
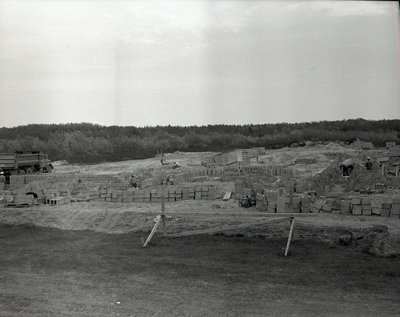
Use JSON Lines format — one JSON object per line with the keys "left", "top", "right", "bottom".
{"left": 381, "top": 163, "right": 385, "bottom": 176}
{"left": 161, "top": 182, "right": 166, "bottom": 235}
{"left": 396, "top": 165, "right": 399, "bottom": 177}
{"left": 143, "top": 215, "right": 162, "bottom": 248}
{"left": 284, "top": 218, "right": 295, "bottom": 257}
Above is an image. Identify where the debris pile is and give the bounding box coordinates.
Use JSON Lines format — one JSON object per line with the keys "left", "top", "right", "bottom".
{"left": 338, "top": 225, "right": 400, "bottom": 257}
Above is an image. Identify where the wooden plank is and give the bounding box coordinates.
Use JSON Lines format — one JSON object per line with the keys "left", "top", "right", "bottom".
{"left": 284, "top": 218, "right": 295, "bottom": 257}
{"left": 164, "top": 217, "right": 293, "bottom": 238}
{"left": 142, "top": 215, "right": 162, "bottom": 247}
{"left": 139, "top": 211, "right": 317, "bottom": 217}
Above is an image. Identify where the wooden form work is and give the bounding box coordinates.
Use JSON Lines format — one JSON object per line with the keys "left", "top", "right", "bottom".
{"left": 142, "top": 184, "right": 296, "bottom": 256}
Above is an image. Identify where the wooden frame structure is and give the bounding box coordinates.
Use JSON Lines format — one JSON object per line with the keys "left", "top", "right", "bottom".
{"left": 142, "top": 184, "right": 296, "bottom": 256}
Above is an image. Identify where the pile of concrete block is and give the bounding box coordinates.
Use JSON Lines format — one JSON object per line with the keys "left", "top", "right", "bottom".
{"left": 173, "top": 167, "right": 224, "bottom": 183}
{"left": 218, "top": 164, "right": 293, "bottom": 178}
{"left": 242, "top": 166, "right": 267, "bottom": 174}
{"left": 255, "top": 193, "right": 266, "bottom": 211}
{"left": 234, "top": 180, "right": 244, "bottom": 194}
{"left": 301, "top": 196, "right": 311, "bottom": 213}
{"left": 389, "top": 146, "right": 400, "bottom": 159}
{"left": 369, "top": 198, "right": 399, "bottom": 218}
{"left": 9, "top": 175, "right": 26, "bottom": 189}
{"left": 350, "top": 198, "right": 363, "bottom": 215}
{"left": 340, "top": 199, "right": 352, "bottom": 215}
{"left": 266, "top": 198, "right": 277, "bottom": 213}
{"left": 294, "top": 158, "right": 317, "bottom": 165}
{"left": 254, "top": 190, "right": 312, "bottom": 214}
{"left": 0, "top": 175, "right": 5, "bottom": 189}
{"left": 47, "top": 196, "right": 69, "bottom": 206}
{"left": 89, "top": 185, "right": 219, "bottom": 204}
{"left": 277, "top": 196, "right": 290, "bottom": 213}
{"left": 308, "top": 194, "right": 399, "bottom": 218}
{"left": 352, "top": 197, "right": 381, "bottom": 216}
{"left": 12, "top": 194, "right": 37, "bottom": 206}
{"left": 271, "top": 165, "right": 284, "bottom": 176}
{"left": 294, "top": 180, "right": 309, "bottom": 193}
{"left": 108, "top": 182, "right": 130, "bottom": 191}
{"left": 0, "top": 190, "right": 13, "bottom": 204}
{"left": 391, "top": 198, "right": 400, "bottom": 217}
{"left": 311, "top": 200, "right": 325, "bottom": 213}
{"left": 361, "top": 198, "right": 372, "bottom": 216}
{"left": 392, "top": 177, "right": 400, "bottom": 188}
{"left": 189, "top": 186, "right": 216, "bottom": 200}
{"left": 5, "top": 173, "right": 222, "bottom": 206}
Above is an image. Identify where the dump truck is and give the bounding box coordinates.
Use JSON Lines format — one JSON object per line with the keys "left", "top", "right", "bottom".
{"left": 0, "top": 150, "right": 53, "bottom": 179}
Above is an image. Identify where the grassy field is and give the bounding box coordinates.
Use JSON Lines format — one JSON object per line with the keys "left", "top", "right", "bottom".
{"left": 0, "top": 224, "right": 399, "bottom": 316}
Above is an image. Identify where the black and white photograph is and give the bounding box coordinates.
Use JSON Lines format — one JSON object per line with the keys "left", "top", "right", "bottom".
{"left": 0, "top": 0, "right": 399, "bottom": 316}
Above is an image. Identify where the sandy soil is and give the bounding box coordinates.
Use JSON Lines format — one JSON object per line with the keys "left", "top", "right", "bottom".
{"left": 52, "top": 152, "right": 217, "bottom": 175}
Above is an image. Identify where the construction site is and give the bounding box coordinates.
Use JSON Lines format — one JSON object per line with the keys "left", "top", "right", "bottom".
{"left": 0, "top": 141, "right": 399, "bottom": 316}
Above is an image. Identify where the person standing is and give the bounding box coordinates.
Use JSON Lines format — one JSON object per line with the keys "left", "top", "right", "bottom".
{"left": 365, "top": 157, "right": 373, "bottom": 170}
{"left": 129, "top": 174, "right": 138, "bottom": 188}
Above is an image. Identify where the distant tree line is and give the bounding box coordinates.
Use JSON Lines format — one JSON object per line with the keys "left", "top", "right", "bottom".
{"left": 0, "top": 119, "right": 399, "bottom": 163}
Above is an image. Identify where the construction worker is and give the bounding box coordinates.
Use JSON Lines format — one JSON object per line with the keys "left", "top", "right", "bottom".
{"left": 340, "top": 158, "right": 354, "bottom": 176}
{"left": 129, "top": 174, "right": 138, "bottom": 188}
{"left": 172, "top": 161, "right": 180, "bottom": 169}
{"left": 166, "top": 175, "right": 174, "bottom": 185}
{"left": 365, "top": 157, "right": 373, "bottom": 170}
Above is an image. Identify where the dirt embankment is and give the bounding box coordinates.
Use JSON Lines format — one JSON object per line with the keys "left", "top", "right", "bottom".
{"left": 0, "top": 200, "right": 399, "bottom": 258}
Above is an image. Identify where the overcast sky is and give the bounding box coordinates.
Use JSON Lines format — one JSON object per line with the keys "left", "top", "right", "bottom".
{"left": 0, "top": 0, "right": 399, "bottom": 128}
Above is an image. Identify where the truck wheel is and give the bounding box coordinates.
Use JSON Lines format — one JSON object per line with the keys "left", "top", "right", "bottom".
{"left": 26, "top": 168, "right": 33, "bottom": 174}
{"left": 17, "top": 169, "right": 25, "bottom": 175}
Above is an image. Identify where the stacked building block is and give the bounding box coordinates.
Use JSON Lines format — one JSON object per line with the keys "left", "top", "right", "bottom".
{"left": 12, "top": 194, "right": 36, "bottom": 205}
{"left": 381, "top": 202, "right": 391, "bottom": 217}
{"left": 292, "top": 196, "right": 300, "bottom": 213}
{"left": 340, "top": 200, "right": 352, "bottom": 215}
{"left": 300, "top": 196, "right": 311, "bottom": 213}
{"left": 255, "top": 193, "right": 266, "bottom": 211}
{"left": 391, "top": 198, "right": 400, "bottom": 218}
{"left": 277, "top": 196, "right": 290, "bottom": 213}
{"left": 371, "top": 199, "right": 382, "bottom": 216}
{"left": 362, "top": 198, "right": 372, "bottom": 215}
{"left": 351, "top": 198, "right": 362, "bottom": 215}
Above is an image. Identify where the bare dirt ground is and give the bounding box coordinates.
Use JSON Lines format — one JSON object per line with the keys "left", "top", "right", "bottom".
{"left": 52, "top": 151, "right": 216, "bottom": 175}
{"left": 0, "top": 200, "right": 399, "bottom": 236}
{"left": 1, "top": 144, "right": 399, "bottom": 316}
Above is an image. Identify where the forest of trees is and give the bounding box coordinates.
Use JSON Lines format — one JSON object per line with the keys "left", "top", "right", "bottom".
{"left": 0, "top": 119, "right": 399, "bottom": 163}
